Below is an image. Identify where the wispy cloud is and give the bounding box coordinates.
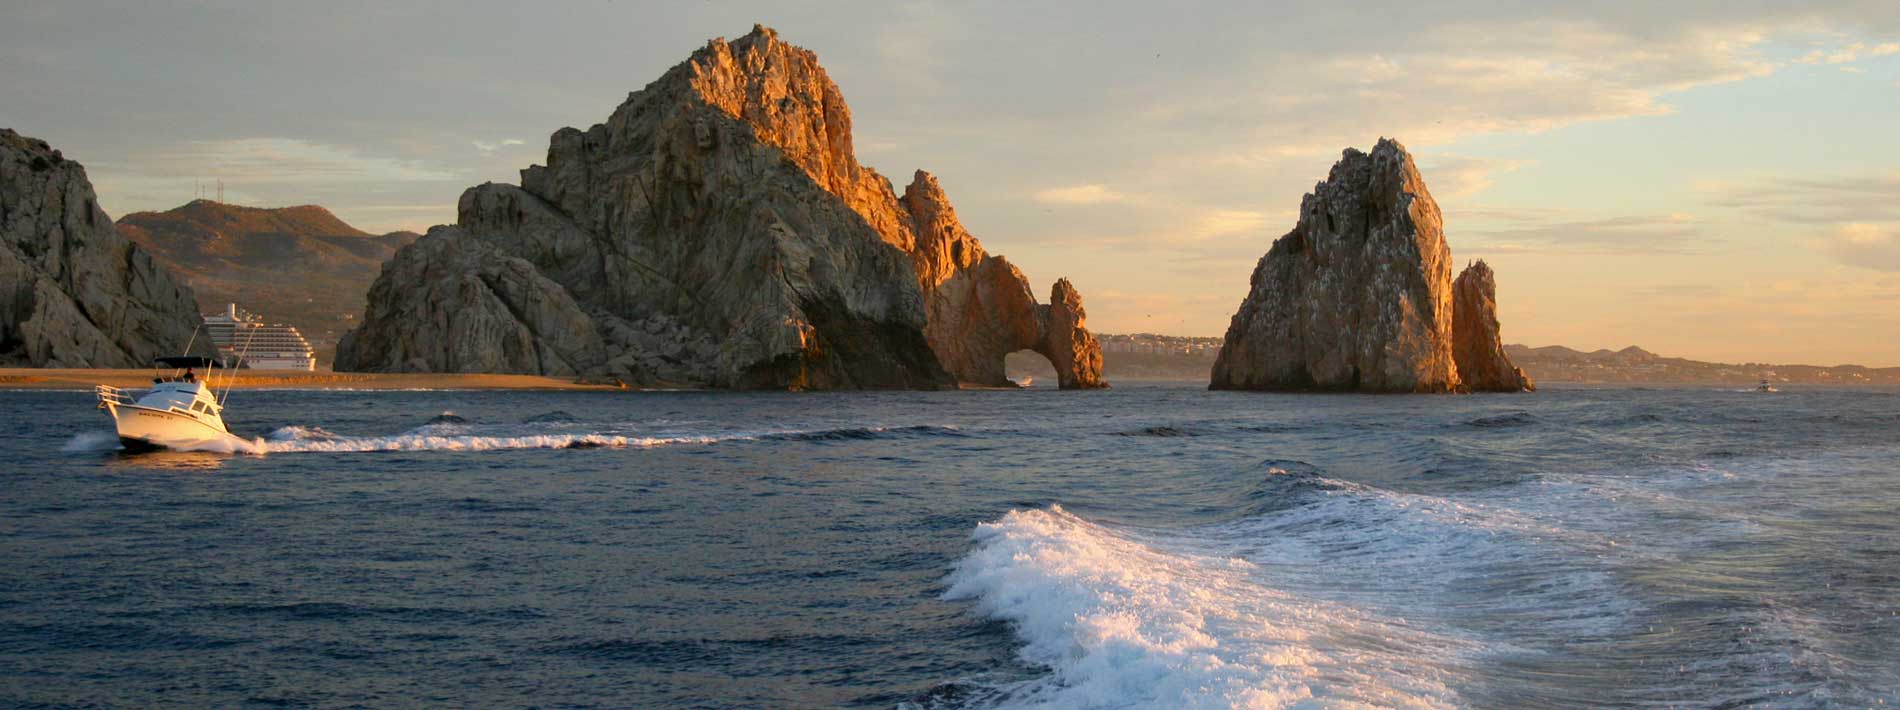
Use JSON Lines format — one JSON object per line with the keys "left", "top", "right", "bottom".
{"left": 1455, "top": 209, "right": 1713, "bottom": 254}
{"left": 1032, "top": 184, "right": 1128, "bottom": 205}
{"left": 1698, "top": 172, "right": 1900, "bottom": 224}
{"left": 1820, "top": 223, "right": 1900, "bottom": 271}
{"left": 1192, "top": 210, "right": 1272, "bottom": 239}
{"left": 1419, "top": 155, "right": 1529, "bottom": 198}
{"left": 471, "top": 138, "right": 526, "bottom": 153}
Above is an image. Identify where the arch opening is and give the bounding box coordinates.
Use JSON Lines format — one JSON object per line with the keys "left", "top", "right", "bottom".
{"left": 1003, "top": 348, "right": 1058, "bottom": 388}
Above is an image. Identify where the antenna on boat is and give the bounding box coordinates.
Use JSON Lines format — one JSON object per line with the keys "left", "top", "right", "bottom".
{"left": 181, "top": 322, "right": 202, "bottom": 360}
{"left": 218, "top": 313, "right": 261, "bottom": 406}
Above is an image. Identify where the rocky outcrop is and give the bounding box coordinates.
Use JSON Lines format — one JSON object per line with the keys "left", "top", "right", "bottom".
{"left": 901, "top": 172, "right": 1105, "bottom": 388}
{"left": 1452, "top": 260, "right": 1534, "bottom": 391}
{"left": 1038, "top": 278, "right": 1104, "bottom": 389}
{"left": 335, "top": 226, "right": 606, "bottom": 376}
{"left": 337, "top": 25, "right": 1103, "bottom": 389}
{"left": 0, "top": 129, "right": 204, "bottom": 367}
{"left": 1210, "top": 138, "right": 1529, "bottom": 393}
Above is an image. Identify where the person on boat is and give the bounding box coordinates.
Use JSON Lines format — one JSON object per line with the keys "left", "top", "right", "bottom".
{"left": 182, "top": 368, "right": 196, "bottom": 383}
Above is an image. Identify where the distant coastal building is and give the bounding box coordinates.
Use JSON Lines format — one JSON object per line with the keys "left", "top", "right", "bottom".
{"left": 202, "top": 304, "right": 317, "bottom": 370}
{"left": 1097, "top": 333, "right": 1222, "bottom": 356}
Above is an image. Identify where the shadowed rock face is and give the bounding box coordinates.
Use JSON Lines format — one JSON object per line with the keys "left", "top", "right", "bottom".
{"left": 335, "top": 226, "right": 606, "bottom": 376}
{"left": 1453, "top": 260, "right": 1535, "bottom": 392}
{"left": 1210, "top": 138, "right": 1529, "bottom": 393}
{"left": 0, "top": 129, "right": 204, "bottom": 367}
{"left": 337, "top": 25, "right": 1102, "bottom": 390}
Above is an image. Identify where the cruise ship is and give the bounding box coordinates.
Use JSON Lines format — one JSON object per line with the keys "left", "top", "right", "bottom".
{"left": 202, "top": 303, "right": 317, "bottom": 370}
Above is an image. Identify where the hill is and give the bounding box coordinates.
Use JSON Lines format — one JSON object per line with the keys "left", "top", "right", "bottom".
{"left": 116, "top": 200, "right": 417, "bottom": 363}
{"left": 1503, "top": 345, "right": 1900, "bottom": 385}
{"left": 1008, "top": 337, "right": 1900, "bottom": 386}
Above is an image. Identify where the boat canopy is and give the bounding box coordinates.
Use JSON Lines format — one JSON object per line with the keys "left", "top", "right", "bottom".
{"left": 153, "top": 356, "right": 224, "bottom": 369}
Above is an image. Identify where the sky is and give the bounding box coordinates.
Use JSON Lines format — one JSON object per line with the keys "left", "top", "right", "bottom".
{"left": 4, "top": 1, "right": 1898, "bottom": 365}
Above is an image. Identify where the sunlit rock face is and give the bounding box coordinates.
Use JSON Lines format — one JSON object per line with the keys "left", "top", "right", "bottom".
{"left": 339, "top": 25, "right": 1103, "bottom": 389}
{"left": 1452, "top": 260, "right": 1535, "bottom": 392}
{"left": 0, "top": 129, "right": 205, "bottom": 367}
{"left": 1210, "top": 138, "right": 1529, "bottom": 393}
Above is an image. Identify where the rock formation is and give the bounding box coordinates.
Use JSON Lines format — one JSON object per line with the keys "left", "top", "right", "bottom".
{"left": 0, "top": 129, "right": 205, "bottom": 367}
{"left": 900, "top": 172, "right": 1105, "bottom": 388}
{"left": 1210, "top": 138, "right": 1530, "bottom": 392}
{"left": 118, "top": 200, "right": 417, "bottom": 360}
{"left": 1452, "top": 260, "right": 1534, "bottom": 391}
{"left": 338, "top": 25, "right": 1104, "bottom": 389}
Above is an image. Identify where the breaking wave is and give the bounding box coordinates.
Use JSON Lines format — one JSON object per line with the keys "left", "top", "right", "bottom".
{"left": 941, "top": 466, "right": 1639, "bottom": 708}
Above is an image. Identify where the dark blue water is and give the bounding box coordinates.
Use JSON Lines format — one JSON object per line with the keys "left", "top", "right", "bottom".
{"left": 2, "top": 384, "right": 1896, "bottom": 708}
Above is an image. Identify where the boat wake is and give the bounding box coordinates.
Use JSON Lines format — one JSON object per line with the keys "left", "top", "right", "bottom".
{"left": 938, "top": 466, "right": 1648, "bottom": 708}
{"left": 63, "top": 418, "right": 971, "bottom": 456}
{"left": 940, "top": 504, "right": 1476, "bottom": 708}
{"left": 256, "top": 424, "right": 731, "bottom": 453}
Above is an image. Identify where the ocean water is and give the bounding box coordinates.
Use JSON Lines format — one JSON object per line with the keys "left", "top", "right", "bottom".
{"left": 2, "top": 383, "right": 1896, "bottom": 708}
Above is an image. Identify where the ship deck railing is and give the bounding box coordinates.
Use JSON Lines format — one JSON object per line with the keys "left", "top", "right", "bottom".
{"left": 95, "top": 384, "right": 133, "bottom": 409}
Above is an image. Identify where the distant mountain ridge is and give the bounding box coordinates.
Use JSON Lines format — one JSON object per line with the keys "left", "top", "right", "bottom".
{"left": 1008, "top": 336, "right": 1900, "bottom": 385}
{"left": 117, "top": 200, "right": 417, "bottom": 363}
{"left": 1503, "top": 344, "right": 1900, "bottom": 385}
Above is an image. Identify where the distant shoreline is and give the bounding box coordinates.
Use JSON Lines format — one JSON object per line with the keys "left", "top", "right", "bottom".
{"left": 0, "top": 369, "right": 623, "bottom": 391}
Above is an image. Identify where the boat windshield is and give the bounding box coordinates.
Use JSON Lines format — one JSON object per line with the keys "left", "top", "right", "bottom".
{"left": 150, "top": 356, "right": 222, "bottom": 384}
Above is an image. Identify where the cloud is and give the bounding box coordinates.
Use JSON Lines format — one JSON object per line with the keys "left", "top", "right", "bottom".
{"left": 1193, "top": 210, "right": 1272, "bottom": 239}
{"left": 471, "top": 138, "right": 526, "bottom": 153}
{"left": 1821, "top": 223, "right": 1900, "bottom": 271}
{"left": 1698, "top": 172, "right": 1900, "bottom": 224}
{"left": 1419, "top": 155, "right": 1529, "bottom": 198}
{"left": 1032, "top": 184, "right": 1129, "bottom": 205}
{"left": 1800, "top": 41, "right": 1867, "bottom": 64}
{"left": 1454, "top": 209, "right": 1713, "bottom": 254}
{"left": 1141, "top": 19, "right": 1781, "bottom": 173}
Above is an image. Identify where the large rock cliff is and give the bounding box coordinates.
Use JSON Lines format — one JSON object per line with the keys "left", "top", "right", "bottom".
{"left": 1210, "top": 138, "right": 1529, "bottom": 392}
{"left": 338, "top": 25, "right": 1103, "bottom": 389}
{"left": 0, "top": 129, "right": 204, "bottom": 367}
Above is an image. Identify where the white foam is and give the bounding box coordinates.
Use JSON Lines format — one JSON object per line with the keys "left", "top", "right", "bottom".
{"left": 60, "top": 431, "right": 121, "bottom": 452}
{"left": 245, "top": 421, "right": 967, "bottom": 454}
{"left": 256, "top": 425, "right": 733, "bottom": 453}
{"left": 942, "top": 505, "right": 1474, "bottom": 709}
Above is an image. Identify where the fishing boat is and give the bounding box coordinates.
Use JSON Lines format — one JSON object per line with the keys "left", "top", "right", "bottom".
{"left": 94, "top": 357, "right": 253, "bottom": 452}
{"left": 1754, "top": 378, "right": 1779, "bottom": 393}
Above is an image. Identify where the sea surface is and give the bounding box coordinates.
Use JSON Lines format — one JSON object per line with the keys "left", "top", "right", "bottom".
{"left": 2, "top": 383, "right": 1896, "bottom": 708}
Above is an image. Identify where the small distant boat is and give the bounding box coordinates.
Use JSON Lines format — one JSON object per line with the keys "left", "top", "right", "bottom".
{"left": 95, "top": 356, "right": 252, "bottom": 452}
{"left": 1754, "top": 378, "right": 1779, "bottom": 393}
{"left": 1014, "top": 376, "right": 1034, "bottom": 388}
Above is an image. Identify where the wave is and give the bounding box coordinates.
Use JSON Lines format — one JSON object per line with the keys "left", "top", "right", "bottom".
{"left": 942, "top": 505, "right": 1475, "bottom": 708}
{"left": 257, "top": 425, "right": 728, "bottom": 453}
{"left": 1112, "top": 425, "right": 1198, "bottom": 438}
{"left": 942, "top": 465, "right": 1644, "bottom": 708}
{"left": 760, "top": 424, "right": 965, "bottom": 442}
{"left": 1462, "top": 411, "right": 1538, "bottom": 428}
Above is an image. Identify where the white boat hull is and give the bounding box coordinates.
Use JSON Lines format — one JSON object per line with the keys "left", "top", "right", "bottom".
{"left": 105, "top": 403, "right": 252, "bottom": 453}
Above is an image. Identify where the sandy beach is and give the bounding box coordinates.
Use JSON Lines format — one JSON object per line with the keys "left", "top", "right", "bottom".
{"left": 0, "top": 368, "right": 626, "bottom": 391}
